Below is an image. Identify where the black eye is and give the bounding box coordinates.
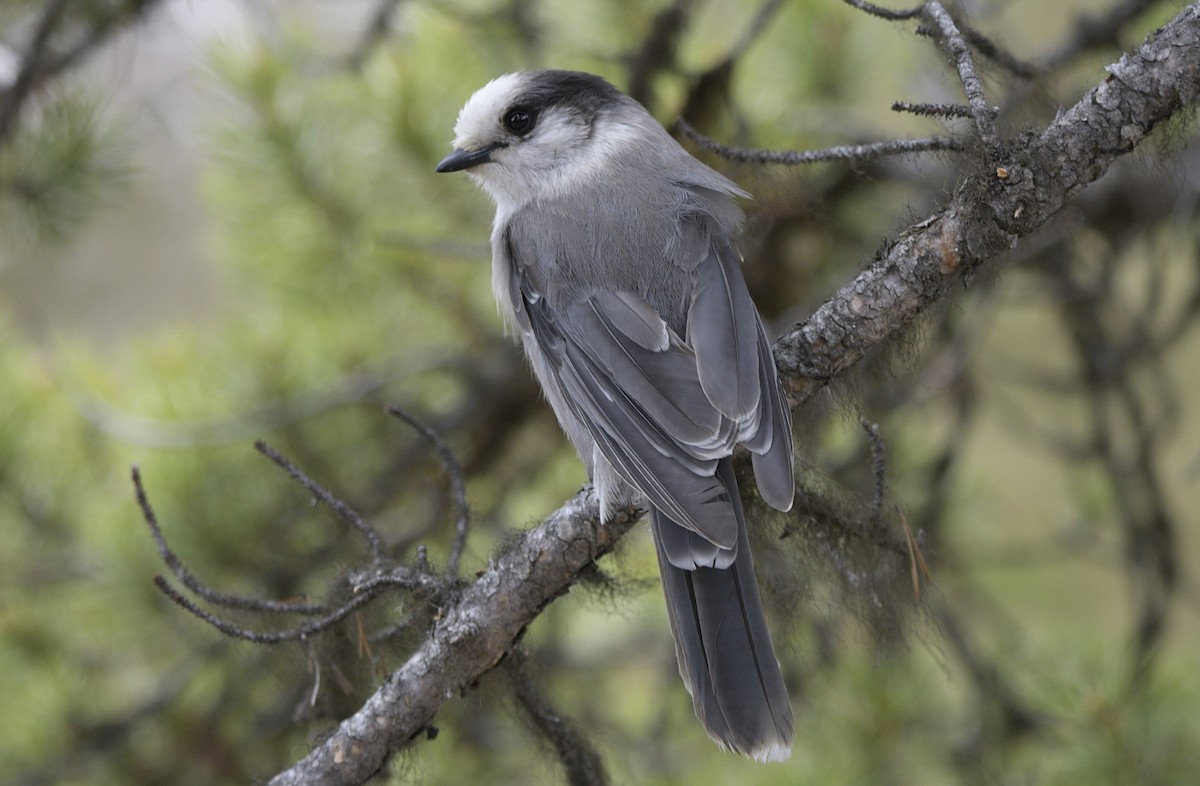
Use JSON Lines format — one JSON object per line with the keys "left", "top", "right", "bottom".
{"left": 504, "top": 109, "right": 535, "bottom": 134}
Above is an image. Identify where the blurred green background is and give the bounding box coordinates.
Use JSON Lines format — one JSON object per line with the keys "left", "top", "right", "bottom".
{"left": 1, "top": 1, "right": 1198, "bottom": 784}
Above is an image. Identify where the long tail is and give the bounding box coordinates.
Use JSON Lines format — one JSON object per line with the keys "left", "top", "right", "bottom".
{"left": 650, "top": 458, "right": 793, "bottom": 761}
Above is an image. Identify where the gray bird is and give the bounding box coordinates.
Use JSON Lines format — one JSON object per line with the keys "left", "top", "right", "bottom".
{"left": 436, "top": 69, "right": 795, "bottom": 762}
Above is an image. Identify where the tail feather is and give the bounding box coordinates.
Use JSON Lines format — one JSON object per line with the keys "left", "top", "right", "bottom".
{"left": 650, "top": 458, "right": 793, "bottom": 760}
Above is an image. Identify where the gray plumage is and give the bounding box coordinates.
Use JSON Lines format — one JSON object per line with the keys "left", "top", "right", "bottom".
{"left": 437, "top": 70, "right": 795, "bottom": 761}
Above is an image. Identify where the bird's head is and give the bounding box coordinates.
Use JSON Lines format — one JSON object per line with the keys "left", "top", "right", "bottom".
{"left": 436, "top": 70, "right": 646, "bottom": 210}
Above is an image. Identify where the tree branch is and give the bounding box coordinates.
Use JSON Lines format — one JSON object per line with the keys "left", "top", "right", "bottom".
{"left": 0, "top": 0, "right": 167, "bottom": 146}
{"left": 774, "top": 3, "right": 1200, "bottom": 401}
{"left": 267, "top": 5, "right": 1200, "bottom": 783}
{"left": 675, "top": 116, "right": 965, "bottom": 163}
{"left": 267, "top": 492, "right": 642, "bottom": 785}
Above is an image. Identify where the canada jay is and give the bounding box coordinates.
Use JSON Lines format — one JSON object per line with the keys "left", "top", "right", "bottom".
{"left": 436, "top": 70, "right": 794, "bottom": 761}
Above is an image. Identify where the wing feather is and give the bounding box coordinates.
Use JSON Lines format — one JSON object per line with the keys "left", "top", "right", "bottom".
{"left": 747, "top": 319, "right": 795, "bottom": 511}
{"left": 687, "top": 238, "right": 761, "bottom": 422}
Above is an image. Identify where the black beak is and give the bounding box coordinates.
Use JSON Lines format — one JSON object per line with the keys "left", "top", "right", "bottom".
{"left": 435, "top": 146, "right": 494, "bottom": 173}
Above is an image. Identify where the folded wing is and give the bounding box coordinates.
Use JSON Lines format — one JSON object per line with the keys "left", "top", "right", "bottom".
{"left": 506, "top": 217, "right": 794, "bottom": 560}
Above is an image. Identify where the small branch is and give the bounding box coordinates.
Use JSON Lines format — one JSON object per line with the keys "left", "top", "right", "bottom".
{"left": 349, "top": 565, "right": 451, "bottom": 597}
{"left": 0, "top": 0, "right": 70, "bottom": 144}
{"left": 960, "top": 21, "right": 1038, "bottom": 79}
{"left": 506, "top": 648, "right": 609, "bottom": 786}
{"left": 153, "top": 575, "right": 385, "bottom": 644}
{"left": 892, "top": 100, "right": 973, "bottom": 119}
{"left": 136, "top": 445, "right": 458, "bottom": 647}
{"left": 255, "top": 440, "right": 387, "bottom": 561}
{"left": 675, "top": 117, "right": 964, "bottom": 164}
{"left": 133, "top": 465, "right": 329, "bottom": 615}
{"left": 840, "top": 0, "right": 922, "bottom": 21}
{"left": 0, "top": 0, "right": 167, "bottom": 146}
{"left": 860, "top": 417, "right": 887, "bottom": 528}
{"left": 385, "top": 406, "right": 470, "bottom": 576}
{"left": 858, "top": 419, "right": 930, "bottom": 600}
{"left": 924, "top": 1, "right": 1001, "bottom": 156}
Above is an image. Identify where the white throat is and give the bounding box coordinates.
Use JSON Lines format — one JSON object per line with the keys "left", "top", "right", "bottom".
{"left": 470, "top": 114, "right": 645, "bottom": 214}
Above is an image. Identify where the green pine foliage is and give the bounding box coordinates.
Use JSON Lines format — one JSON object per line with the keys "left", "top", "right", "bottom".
{"left": 0, "top": 94, "right": 129, "bottom": 246}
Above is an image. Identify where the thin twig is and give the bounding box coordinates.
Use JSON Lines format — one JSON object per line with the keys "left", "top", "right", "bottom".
{"left": 924, "top": 1, "right": 1001, "bottom": 156}
{"left": 136, "top": 463, "right": 442, "bottom": 646}
{"left": 350, "top": 565, "right": 450, "bottom": 596}
{"left": 385, "top": 406, "right": 471, "bottom": 575}
{"left": 506, "top": 648, "right": 609, "bottom": 786}
{"left": 153, "top": 575, "right": 385, "bottom": 644}
{"left": 0, "top": 0, "right": 167, "bottom": 146}
{"left": 840, "top": 0, "right": 922, "bottom": 21}
{"left": 892, "top": 100, "right": 973, "bottom": 119}
{"left": 675, "top": 117, "right": 964, "bottom": 164}
{"left": 961, "top": 21, "right": 1038, "bottom": 79}
{"left": 132, "top": 465, "right": 329, "bottom": 615}
{"left": 860, "top": 417, "right": 886, "bottom": 529}
{"left": 255, "top": 440, "right": 387, "bottom": 561}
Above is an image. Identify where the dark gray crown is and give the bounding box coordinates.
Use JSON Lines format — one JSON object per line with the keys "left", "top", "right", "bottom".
{"left": 512, "top": 70, "right": 625, "bottom": 117}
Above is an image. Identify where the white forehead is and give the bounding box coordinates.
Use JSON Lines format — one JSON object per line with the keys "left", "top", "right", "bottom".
{"left": 452, "top": 72, "right": 526, "bottom": 150}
